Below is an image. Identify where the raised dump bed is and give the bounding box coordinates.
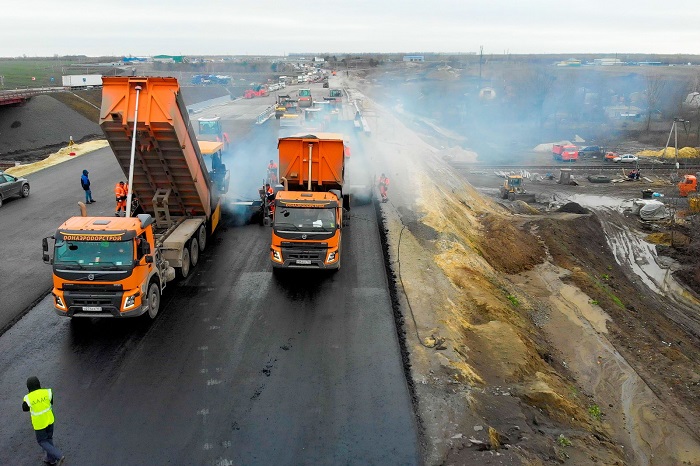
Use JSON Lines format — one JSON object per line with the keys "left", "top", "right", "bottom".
{"left": 100, "top": 76, "right": 214, "bottom": 218}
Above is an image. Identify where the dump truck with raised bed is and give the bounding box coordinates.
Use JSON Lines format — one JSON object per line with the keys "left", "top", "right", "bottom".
{"left": 268, "top": 133, "right": 349, "bottom": 270}
{"left": 42, "top": 76, "right": 227, "bottom": 320}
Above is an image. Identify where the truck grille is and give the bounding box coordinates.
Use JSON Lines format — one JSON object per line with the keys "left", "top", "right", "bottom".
{"left": 70, "top": 296, "right": 115, "bottom": 306}
{"left": 285, "top": 250, "right": 324, "bottom": 261}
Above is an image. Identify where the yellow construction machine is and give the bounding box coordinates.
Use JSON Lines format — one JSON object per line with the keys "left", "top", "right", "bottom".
{"left": 499, "top": 175, "right": 536, "bottom": 202}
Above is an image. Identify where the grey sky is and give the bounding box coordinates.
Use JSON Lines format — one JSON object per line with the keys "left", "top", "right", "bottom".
{"left": 2, "top": 0, "right": 699, "bottom": 57}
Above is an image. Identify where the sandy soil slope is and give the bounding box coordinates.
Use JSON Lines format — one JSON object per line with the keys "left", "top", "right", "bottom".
{"left": 346, "top": 76, "right": 700, "bottom": 465}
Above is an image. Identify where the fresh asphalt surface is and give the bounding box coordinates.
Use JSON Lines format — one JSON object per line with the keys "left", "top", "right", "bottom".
{"left": 0, "top": 117, "right": 420, "bottom": 463}
{"left": 0, "top": 146, "right": 127, "bottom": 332}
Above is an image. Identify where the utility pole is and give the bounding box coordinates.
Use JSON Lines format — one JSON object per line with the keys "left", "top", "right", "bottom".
{"left": 665, "top": 117, "right": 688, "bottom": 174}
{"left": 478, "top": 46, "right": 483, "bottom": 88}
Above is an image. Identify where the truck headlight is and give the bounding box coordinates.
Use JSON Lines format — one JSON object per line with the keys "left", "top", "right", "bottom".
{"left": 124, "top": 292, "right": 140, "bottom": 310}
{"left": 54, "top": 294, "right": 66, "bottom": 310}
{"left": 272, "top": 249, "right": 283, "bottom": 263}
{"left": 327, "top": 251, "right": 337, "bottom": 263}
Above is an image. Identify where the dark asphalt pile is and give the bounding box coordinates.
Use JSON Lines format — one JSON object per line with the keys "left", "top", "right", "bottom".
{"left": 557, "top": 202, "right": 590, "bottom": 214}
{"left": 0, "top": 95, "right": 102, "bottom": 162}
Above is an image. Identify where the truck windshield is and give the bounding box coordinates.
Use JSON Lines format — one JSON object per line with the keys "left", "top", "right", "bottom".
{"left": 299, "top": 90, "right": 311, "bottom": 97}
{"left": 55, "top": 240, "right": 134, "bottom": 268}
{"left": 199, "top": 121, "right": 220, "bottom": 135}
{"left": 275, "top": 208, "right": 336, "bottom": 231}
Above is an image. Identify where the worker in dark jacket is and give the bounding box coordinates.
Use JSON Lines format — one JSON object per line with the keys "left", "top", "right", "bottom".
{"left": 22, "top": 376, "right": 65, "bottom": 465}
{"left": 80, "top": 169, "right": 94, "bottom": 204}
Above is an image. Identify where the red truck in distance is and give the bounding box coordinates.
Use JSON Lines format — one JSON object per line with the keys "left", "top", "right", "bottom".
{"left": 552, "top": 144, "right": 579, "bottom": 162}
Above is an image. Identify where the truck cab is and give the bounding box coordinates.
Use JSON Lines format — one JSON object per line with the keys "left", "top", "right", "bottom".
{"left": 43, "top": 215, "right": 172, "bottom": 319}
{"left": 197, "top": 117, "right": 229, "bottom": 151}
{"left": 270, "top": 191, "right": 343, "bottom": 269}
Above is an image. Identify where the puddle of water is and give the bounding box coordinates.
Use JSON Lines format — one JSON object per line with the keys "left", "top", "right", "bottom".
{"left": 563, "top": 194, "right": 697, "bottom": 305}
{"left": 565, "top": 193, "right": 626, "bottom": 210}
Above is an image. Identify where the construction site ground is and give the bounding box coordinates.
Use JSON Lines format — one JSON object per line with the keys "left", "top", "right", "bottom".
{"left": 345, "top": 76, "right": 700, "bottom": 465}
{"left": 3, "top": 77, "right": 700, "bottom": 465}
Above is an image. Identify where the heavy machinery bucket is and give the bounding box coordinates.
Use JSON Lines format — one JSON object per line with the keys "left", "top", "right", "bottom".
{"left": 514, "top": 193, "right": 537, "bottom": 203}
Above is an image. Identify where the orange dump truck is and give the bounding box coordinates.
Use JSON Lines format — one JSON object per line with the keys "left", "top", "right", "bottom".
{"left": 269, "top": 133, "right": 349, "bottom": 270}
{"left": 552, "top": 144, "right": 579, "bottom": 162}
{"left": 42, "top": 76, "right": 227, "bottom": 320}
{"left": 679, "top": 174, "right": 698, "bottom": 197}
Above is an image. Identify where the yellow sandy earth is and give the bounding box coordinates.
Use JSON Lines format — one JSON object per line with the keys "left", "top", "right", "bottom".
{"left": 5, "top": 140, "right": 109, "bottom": 177}
{"left": 637, "top": 146, "right": 700, "bottom": 158}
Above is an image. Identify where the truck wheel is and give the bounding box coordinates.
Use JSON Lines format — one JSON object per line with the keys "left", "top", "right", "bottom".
{"left": 145, "top": 282, "right": 161, "bottom": 320}
{"left": 21, "top": 184, "right": 30, "bottom": 198}
{"left": 508, "top": 193, "right": 515, "bottom": 201}
{"left": 178, "top": 247, "right": 191, "bottom": 279}
{"left": 197, "top": 224, "right": 207, "bottom": 251}
{"left": 190, "top": 237, "right": 199, "bottom": 267}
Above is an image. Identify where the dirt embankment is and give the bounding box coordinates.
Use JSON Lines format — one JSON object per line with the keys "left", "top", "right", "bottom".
{"left": 0, "top": 93, "right": 103, "bottom": 163}
{"left": 350, "top": 78, "right": 700, "bottom": 465}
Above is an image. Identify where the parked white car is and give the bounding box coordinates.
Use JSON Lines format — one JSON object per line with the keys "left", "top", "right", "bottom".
{"left": 614, "top": 154, "right": 639, "bottom": 163}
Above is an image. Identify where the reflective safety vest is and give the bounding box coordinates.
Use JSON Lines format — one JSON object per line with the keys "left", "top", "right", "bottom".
{"left": 24, "top": 388, "right": 54, "bottom": 430}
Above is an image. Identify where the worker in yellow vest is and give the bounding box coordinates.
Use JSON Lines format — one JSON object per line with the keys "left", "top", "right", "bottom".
{"left": 22, "top": 376, "right": 64, "bottom": 465}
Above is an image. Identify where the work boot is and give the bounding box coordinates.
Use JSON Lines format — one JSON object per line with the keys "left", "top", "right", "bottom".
{"left": 115, "top": 212, "right": 120, "bottom": 217}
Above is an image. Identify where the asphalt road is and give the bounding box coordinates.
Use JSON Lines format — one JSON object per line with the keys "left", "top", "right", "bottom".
{"left": 0, "top": 146, "right": 125, "bottom": 333}
{"left": 0, "top": 97, "right": 420, "bottom": 464}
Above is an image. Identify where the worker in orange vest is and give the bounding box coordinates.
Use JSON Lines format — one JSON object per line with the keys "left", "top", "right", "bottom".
{"left": 378, "top": 173, "right": 389, "bottom": 203}
{"left": 267, "top": 160, "right": 278, "bottom": 184}
{"left": 115, "top": 181, "right": 128, "bottom": 216}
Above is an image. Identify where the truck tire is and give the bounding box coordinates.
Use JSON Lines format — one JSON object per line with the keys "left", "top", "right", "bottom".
{"left": 145, "top": 281, "right": 161, "bottom": 320}
{"left": 21, "top": 184, "right": 30, "bottom": 198}
{"left": 508, "top": 193, "right": 515, "bottom": 201}
{"left": 178, "top": 246, "right": 191, "bottom": 279}
{"left": 197, "top": 224, "right": 207, "bottom": 252}
{"left": 190, "top": 237, "right": 199, "bottom": 267}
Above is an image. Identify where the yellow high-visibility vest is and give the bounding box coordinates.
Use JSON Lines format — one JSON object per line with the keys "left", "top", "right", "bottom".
{"left": 23, "top": 388, "right": 55, "bottom": 430}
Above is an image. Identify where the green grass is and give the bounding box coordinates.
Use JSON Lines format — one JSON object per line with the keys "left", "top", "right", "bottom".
{"left": 0, "top": 57, "right": 118, "bottom": 89}
{"left": 0, "top": 58, "right": 75, "bottom": 88}
{"left": 588, "top": 404, "right": 602, "bottom": 421}
{"left": 557, "top": 434, "right": 572, "bottom": 447}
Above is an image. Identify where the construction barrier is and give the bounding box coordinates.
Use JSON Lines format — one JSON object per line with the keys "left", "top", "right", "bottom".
{"left": 256, "top": 105, "right": 276, "bottom": 125}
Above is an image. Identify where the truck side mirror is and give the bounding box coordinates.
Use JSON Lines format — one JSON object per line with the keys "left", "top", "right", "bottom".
{"left": 42, "top": 237, "right": 52, "bottom": 264}
{"left": 140, "top": 241, "right": 151, "bottom": 256}
{"left": 343, "top": 194, "right": 351, "bottom": 211}
{"left": 145, "top": 255, "right": 154, "bottom": 264}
